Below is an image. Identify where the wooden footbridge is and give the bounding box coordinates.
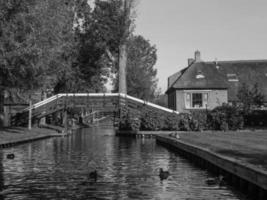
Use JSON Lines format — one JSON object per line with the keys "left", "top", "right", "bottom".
{"left": 12, "top": 93, "right": 178, "bottom": 128}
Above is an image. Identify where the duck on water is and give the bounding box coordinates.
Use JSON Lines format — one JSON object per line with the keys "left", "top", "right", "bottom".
{"left": 159, "top": 168, "right": 170, "bottom": 181}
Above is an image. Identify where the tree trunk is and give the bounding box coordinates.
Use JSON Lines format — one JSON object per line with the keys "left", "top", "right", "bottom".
{"left": 119, "top": 44, "right": 127, "bottom": 94}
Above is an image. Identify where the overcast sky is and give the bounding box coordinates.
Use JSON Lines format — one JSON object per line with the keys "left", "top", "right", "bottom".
{"left": 134, "top": 0, "right": 267, "bottom": 92}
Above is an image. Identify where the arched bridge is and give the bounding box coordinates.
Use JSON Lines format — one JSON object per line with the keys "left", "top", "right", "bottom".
{"left": 12, "top": 93, "right": 179, "bottom": 127}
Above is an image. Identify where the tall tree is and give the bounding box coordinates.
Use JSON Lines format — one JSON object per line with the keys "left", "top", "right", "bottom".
{"left": 0, "top": 0, "right": 41, "bottom": 125}
{"left": 0, "top": 0, "right": 77, "bottom": 126}
{"left": 0, "top": 0, "right": 77, "bottom": 93}
{"left": 74, "top": 0, "right": 136, "bottom": 92}
{"left": 32, "top": 0, "right": 77, "bottom": 93}
{"left": 113, "top": 35, "right": 158, "bottom": 100}
{"left": 0, "top": 0, "right": 42, "bottom": 91}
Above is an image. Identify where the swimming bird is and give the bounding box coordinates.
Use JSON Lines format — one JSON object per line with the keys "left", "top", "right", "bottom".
{"left": 6, "top": 154, "right": 15, "bottom": 159}
{"left": 206, "top": 175, "right": 225, "bottom": 186}
{"left": 159, "top": 168, "right": 170, "bottom": 180}
{"left": 88, "top": 170, "right": 98, "bottom": 182}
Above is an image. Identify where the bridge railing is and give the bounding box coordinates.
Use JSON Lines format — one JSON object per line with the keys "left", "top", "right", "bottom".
{"left": 121, "top": 93, "right": 179, "bottom": 114}
{"left": 21, "top": 92, "right": 179, "bottom": 114}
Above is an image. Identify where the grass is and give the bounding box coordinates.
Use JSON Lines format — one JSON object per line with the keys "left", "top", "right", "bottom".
{"left": 178, "top": 131, "right": 267, "bottom": 171}
{"left": 0, "top": 127, "right": 57, "bottom": 145}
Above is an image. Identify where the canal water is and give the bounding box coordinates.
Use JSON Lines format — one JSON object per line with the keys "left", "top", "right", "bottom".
{"left": 0, "top": 128, "right": 249, "bottom": 200}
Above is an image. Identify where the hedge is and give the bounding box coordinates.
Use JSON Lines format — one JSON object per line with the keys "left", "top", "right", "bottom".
{"left": 118, "top": 104, "right": 245, "bottom": 131}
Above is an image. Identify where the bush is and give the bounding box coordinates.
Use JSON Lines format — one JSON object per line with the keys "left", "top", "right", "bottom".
{"left": 190, "top": 110, "right": 209, "bottom": 131}
{"left": 163, "top": 113, "right": 180, "bottom": 131}
{"left": 207, "top": 104, "right": 243, "bottom": 131}
{"left": 118, "top": 103, "right": 244, "bottom": 132}
{"left": 140, "top": 109, "right": 165, "bottom": 131}
{"left": 119, "top": 107, "right": 141, "bottom": 131}
{"left": 178, "top": 113, "right": 191, "bottom": 131}
{"left": 244, "top": 110, "right": 267, "bottom": 127}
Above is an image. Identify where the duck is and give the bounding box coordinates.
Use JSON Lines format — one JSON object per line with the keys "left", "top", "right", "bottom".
{"left": 159, "top": 168, "right": 170, "bottom": 180}
{"left": 88, "top": 170, "right": 98, "bottom": 182}
{"left": 206, "top": 175, "right": 225, "bottom": 186}
{"left": 6, "top": 153, "right": 15, "bottom": 159}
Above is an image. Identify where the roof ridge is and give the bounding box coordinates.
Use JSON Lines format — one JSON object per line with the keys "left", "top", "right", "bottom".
{"left": 205, "top": 59, "right": 267, "bottom": 64}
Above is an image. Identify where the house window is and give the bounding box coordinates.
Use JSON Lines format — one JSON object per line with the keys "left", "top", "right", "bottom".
{"left": 192, "top": 93, "right": 203, "bottom": 108}
{"left": 185, "top": 92, "right": 208, "bottom": 109}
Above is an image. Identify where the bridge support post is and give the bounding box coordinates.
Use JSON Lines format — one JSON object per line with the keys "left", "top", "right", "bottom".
{"left": 28, "top": 98, "right": 32, "bottom": 130}
{"left": 39, "top": 90, "right": 47, "bottom": 125}
{"left": 63, "top": 109, "right": 68, "bottom": 133}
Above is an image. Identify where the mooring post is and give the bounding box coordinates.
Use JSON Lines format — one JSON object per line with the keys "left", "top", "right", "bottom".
{"left": 28, "top": 96, "right": 32, "bottom": 130}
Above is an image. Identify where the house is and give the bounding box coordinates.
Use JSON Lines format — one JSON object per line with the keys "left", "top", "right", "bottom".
{"left": 166, "top": 51, "right": 267, "bottom": 112}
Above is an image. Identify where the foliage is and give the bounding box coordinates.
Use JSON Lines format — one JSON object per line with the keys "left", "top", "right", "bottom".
{"left": 190, "top": 110, "right": 208, "bottom": 131}
{"left": 118, "top": 106, "right": 141, "bottom": 131}
{"left": 113, "top": 35, "right": 158, "bottom": 101}
{"left": 237, "top": 83, "right": 264, "bottom": 115}
{"left": 74, "top": 0, "right": 137, "bottom": 92}
{"left": 0, "top": 0, "right": 43, "bottom": 90}
{"left": 243, "top": 110, "right": 267, "bottom": 127}
{"left": 153, "top": 92, "right": 168, "bottom": 108}
{"left": 140, "top": 109, "right": 165, "bottom": 131}
{"left": 207, "top": 104, "right": 244, "bottom": 131}
{"left": 163, "top": 113, "right": 180, "bottom": 131}
{"left": 118, "top": 103, "right": 245, "bottom": 132}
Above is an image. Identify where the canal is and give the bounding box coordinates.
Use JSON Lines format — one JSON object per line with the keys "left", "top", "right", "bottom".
{"left": 0, "top": 128, "right": 249, "bottom": 200}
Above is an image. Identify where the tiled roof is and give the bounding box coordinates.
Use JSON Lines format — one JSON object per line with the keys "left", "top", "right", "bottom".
{"left": 167, "top": 60, "right": 267, "bottom": 101}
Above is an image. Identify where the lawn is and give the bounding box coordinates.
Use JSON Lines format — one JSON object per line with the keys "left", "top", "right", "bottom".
{"left": 0, "top": 127, "right": 56, "bottom": 145}
{"left": 178, "top": 131, "right": 267, "bottom": 171}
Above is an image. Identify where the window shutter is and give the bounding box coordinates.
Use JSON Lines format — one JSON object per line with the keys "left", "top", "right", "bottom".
{"left": 203, "top": 93, "right": 208, "bottom": 108}
{"left": 185, "top": 93, "right": 191, "bottom": 108}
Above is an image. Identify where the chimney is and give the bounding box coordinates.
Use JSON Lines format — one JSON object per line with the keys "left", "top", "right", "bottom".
{"left": 194, "top": 50, "right": 201, "bottom": 62}
{"left": 188, "top": 58, "right": 194, "bottom": 66}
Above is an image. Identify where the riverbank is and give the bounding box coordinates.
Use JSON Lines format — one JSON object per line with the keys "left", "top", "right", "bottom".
{"left": 0, "top": 127, "right": 62, "bottom": 148}
{"left": 156, "top": 131, "right": 267, "bottom": 199}
{"left": 175, "top": 131, "right": 267, "bottom": 172}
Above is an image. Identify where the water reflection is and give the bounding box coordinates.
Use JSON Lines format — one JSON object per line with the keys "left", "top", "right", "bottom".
{"left": 0, "top": 128, "right": 249, "bottom": 200}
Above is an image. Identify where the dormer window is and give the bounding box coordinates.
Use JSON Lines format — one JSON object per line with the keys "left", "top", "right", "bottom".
{"left": 227, "top": 73, "right": 238, "bottom": 82}
{"left": 196, "top": 70, "right": 205, "bottom": 79}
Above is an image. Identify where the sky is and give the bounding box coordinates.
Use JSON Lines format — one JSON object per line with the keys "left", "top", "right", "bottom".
{"left": 134, "top": 0, "right": 267, "bottom": 92}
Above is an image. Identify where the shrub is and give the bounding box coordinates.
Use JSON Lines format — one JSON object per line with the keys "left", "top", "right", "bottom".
{"left": 207, "top": 104, "right": 243, "bottom": 131}
{"left": 163, "top": 113, "right": 180, "bottom": 131}
{"left": 140, "top": 109, "right": 165, "bottom": 131}
{"left": 119, "top": 107, "right": 141, "bottom": 131}
{"left": 190, "top": 110, "right": 209, "bottom": 131}
{"left": 178, "top": 113, "right": 191, "bottom": 131}
{"left": 244, "top": 110, "right": 267, "bottom": 127}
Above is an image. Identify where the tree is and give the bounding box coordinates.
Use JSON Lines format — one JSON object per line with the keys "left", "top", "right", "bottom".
{"left": 0, "top": 0, "right": 77, "bottom": 126}
{"left": 0, "top": 0, "right": 42, "bottom": 91}
{"left": 113, "top": 35, "right": 158, "bottom": 101}
{"left": 0, "top": 0, "right": 41, "bottom": 126}
{"left": 237, "top": 82, "right": 264, "bottom": 114}
{"left": 32, "top": 0, "right": 77, "bottom": 93}
{"left": 74, "top": 0, "right": 136, "bottom": 92}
